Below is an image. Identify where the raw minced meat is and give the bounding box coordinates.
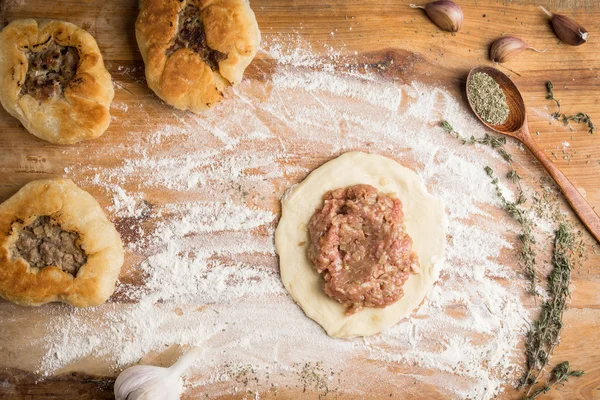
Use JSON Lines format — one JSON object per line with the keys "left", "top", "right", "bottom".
{"left": 307, "top": 184, "right": 419, "bottom": 315}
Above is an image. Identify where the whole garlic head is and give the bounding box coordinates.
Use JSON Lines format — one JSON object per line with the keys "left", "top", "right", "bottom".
{"left": 114, "top": 347, "right": 201, "bottom": 400}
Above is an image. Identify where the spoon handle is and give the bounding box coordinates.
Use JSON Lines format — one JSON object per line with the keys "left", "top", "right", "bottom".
{"left": 520, "top": 132, "right": 600, "bottom": 243}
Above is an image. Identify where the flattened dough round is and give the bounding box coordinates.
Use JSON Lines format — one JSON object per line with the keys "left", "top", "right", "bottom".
{"left": 0, "top": 19, "right": 114, "bottom": 144}
{"left": 0, "top": 179, "right": 124, "bottom": 307}
{"left": 275, "top": 152, "right": 445, "bottom": 338}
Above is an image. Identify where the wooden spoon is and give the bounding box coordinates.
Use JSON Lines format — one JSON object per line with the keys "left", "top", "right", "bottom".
{"left": 466, "top": 66, "right": 600, "bottom": 243}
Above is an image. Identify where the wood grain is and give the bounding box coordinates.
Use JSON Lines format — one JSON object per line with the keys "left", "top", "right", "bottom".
{"left": 467, "top": 65, "right": 600, "bottom": 242}
{"left": 0, "top": 0, "right": 599, "bottom": 399}
{"left": 521, "top": 130, "right": 600, "bottom": 243}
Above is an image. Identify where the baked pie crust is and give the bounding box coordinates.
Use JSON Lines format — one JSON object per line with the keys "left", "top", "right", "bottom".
{"left": 0, "top": 179, "right": 124, "bottom": 307}
{"left": 0, "top": 19, "right": 114, "bottom": 144}
{"left": 136, "top": 0, "right": 261, "bottom": 113}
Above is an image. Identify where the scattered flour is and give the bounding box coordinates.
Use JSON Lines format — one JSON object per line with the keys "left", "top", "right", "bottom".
{"left": 4, "top": 35, "right": 545, "bottom": 399}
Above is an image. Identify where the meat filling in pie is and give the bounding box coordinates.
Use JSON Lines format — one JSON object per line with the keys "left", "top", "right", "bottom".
{"left": 13, "top": 216, "right": 87, "bottom": 276}
{"left": 21, "top": 40, "right": 80, "bottom": 100}
{"left": 167, "top": 4, "right": 227, "bottom": 70}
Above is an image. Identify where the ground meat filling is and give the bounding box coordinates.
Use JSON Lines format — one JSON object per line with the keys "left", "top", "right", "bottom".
{"left": 307, "top": 184, "right": 420, "bottom": 315}
{"left": 21, "top": 41, "right": 80, "bottom": 100}
{"left": 13, "top": 216, "right": 87, "bottom": 276}
{"left": 167, "top": 4, "right": 228, "bottom": 70}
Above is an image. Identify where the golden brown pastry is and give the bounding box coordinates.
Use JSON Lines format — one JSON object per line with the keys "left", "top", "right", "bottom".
{"left": 136, "top": 0, "right": 261, "bottom": 113}
{"left": 0, "top": 179, "right": 124, "bottom": 307}
{"left": 0, "top": 19, "right": 114, "bottom": 144}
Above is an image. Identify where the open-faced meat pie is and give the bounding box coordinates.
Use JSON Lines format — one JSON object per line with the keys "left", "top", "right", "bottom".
{"left": 0, "top": 19, "right": 114, "bottom": 144}
{"left": 136, "top": 0, "right": 261, "bottom": 113}
{"left": 0, "top": 179, "right": 124, "bottom": 307}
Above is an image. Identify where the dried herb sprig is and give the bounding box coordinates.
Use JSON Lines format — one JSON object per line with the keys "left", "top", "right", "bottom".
{"left": 519, "top": 222, "right": 585, "bottom": 395}
{"left": 440, "top": 121, "right": 523, "bottom": 188}
{"left": 441, "top": 120, "right": 586, "bottom": 399}
{"left": 546, "top": 82, "right": 595, "bottom": 134}
{"left": 558, "top": 112, "right": 595, "bottom": 134}
{"left": 545, "top": 81, "right": 561, "bottom": 114}
{"left": 441, "top": 121, "right": 537, "bottom": 293}
{"left": 523, "top": 361, "right": 584, "bottom": 400}
{"left": 484, "top": 166, "right": 537, "bottom": 294}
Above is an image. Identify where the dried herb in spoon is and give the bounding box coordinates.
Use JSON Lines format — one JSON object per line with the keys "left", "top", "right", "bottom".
{"left": 468, "top": 72, "right": 510, "bottom": 125}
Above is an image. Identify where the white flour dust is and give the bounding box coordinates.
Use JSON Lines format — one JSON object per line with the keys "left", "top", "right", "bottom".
{"left": 22, "top": 36, "right": 534, "bottom": 399}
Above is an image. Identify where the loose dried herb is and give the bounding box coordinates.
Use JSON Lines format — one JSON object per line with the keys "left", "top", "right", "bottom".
{"left": 519, "top": 222, "right": 586, "bottom": 396}
{"left": 546, "top": 81, "right": 595, "bottom": 134}
{"left": 294, "top": 362, "right": 340, "bottom": 398}
{"left": 441, "top": 121, "right": 537, "bottom": 294}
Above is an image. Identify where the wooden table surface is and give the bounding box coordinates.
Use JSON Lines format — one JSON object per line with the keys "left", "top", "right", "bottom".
{"left": 0, "top": 0, "right": 599, "bottom": 399}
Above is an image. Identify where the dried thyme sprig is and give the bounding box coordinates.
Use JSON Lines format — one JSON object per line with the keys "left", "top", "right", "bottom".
{"left": 441, "top": 121, "right": 537, "bottom": 293}
{"left": 523, "top": 361, "right": 584, "bottom": 400}
{"left": 440, "top": 121, "right": 523, "bottom": 190}
{"left": 545, "top": 82, "right": 561, "bottom": 115}
{"left": 484, "top": 166, "right": 537, "bottom": 295}
{"left": 546, "top": 81, "right": 595, "bottom": 134}
{"left": 441, "top": 121, "right": 586, "bottom": 398}
{"left": 559, "top": 112, "right": 595, "bottom": 134}
{"left": 519, "top": 222, "right": 585, "bottom": 396}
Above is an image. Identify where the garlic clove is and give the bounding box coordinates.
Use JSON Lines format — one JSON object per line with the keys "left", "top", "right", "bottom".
{"left": 410, "top": 1, "right": 464, "bottom": 32}
{"left": 114, "top": 347, "right": 201, "bottom": 400}
{"left": 489, "top": 36, "right": 545, "bottom": 63}
{"left": 541, "top": 6, "right": 589, "bottom": 46}
{"left": 490, "top": 36, "right": 528, "bottom": 63}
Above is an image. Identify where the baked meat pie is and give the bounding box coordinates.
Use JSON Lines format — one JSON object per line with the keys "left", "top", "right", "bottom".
{"left": 136, "top": 0, "right": 261, "bottom": 113}
{"left": 0, "top": 19, "right": 114, "bottom": 144}
{"left": 0, "top": 179, "right": 124, "bottom": 307}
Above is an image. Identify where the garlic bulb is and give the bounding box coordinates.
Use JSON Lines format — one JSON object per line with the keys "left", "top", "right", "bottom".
{"left": 410, "top": 1, "right": 464, "bottom": 32}
{"left": 541, "top": 6, "right": 589, "bottom": 46}
{"left": 114, "top": 347, "right": 201, "bottom": 400}
{"left": 489, "top": 36, "right": 545, "bottom": 63}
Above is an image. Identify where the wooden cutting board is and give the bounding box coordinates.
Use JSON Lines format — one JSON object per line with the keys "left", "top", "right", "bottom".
{"left": 0, "top": 0, "right": 599, "bottom": 399}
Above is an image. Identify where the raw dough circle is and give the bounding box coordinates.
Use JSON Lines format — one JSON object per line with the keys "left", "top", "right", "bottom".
{"left": 0, "top": 179, "right": 124, "bottom": 307}
{"left": 0, "top": 19, "right": 114, "bottom": 144}
{"left": 136, "top": 0, "right": 261, "bottom": 113}
{"left": 275, "top": 152, "right": 445, "bottom": 338}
